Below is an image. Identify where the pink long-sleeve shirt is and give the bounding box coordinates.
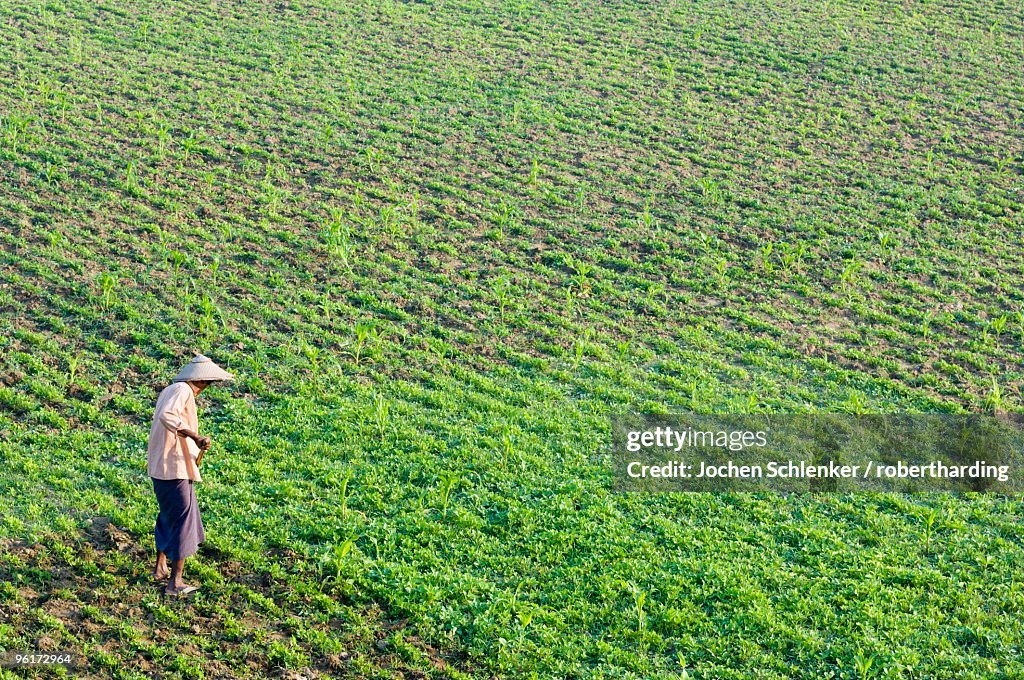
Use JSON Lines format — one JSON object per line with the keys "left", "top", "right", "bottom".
{"left": 147, "top": 382, "right": 202, "bottom": 482}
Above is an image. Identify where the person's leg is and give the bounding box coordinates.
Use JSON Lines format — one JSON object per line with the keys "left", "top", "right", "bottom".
{"left": 165, "top": 558, "right": 191, "bottom": 594}
{"left": 153, "top": 478, "right": 174, "bottom": 581}
{"left": 153, "top": 550, "right": 169, "bottom": 579}
{"left": 158, "top": 479, "right": 202, "bottom": 595}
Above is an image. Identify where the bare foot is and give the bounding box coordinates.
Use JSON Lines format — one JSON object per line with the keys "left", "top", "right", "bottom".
{"left": 153, "top": 566, "right": 169, "bottom": 580}
{"left": 164, "top": 583, "right": 199, "bottom": 597}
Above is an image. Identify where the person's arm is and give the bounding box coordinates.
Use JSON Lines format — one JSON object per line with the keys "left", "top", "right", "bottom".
{"left": 176, "top": 427, "right": 211, "bottom": 451}
{"left": 158, "top": 389, "right": 210, "bottom": 450}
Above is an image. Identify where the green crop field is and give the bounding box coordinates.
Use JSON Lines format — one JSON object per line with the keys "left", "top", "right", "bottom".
{"left": 2, "top": 0, "right": 1023, "bottom": 677}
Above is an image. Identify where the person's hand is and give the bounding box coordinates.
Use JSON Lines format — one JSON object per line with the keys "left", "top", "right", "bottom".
{"left": 196, "top": 435, "right": 212, "bottom": 451}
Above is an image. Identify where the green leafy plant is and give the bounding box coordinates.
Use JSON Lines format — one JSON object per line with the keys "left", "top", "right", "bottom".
{"left": 351, "top": 321, "right": 377, "bottom": 365}
{"left": 372, "top": 393, "right": 390, "bottom": 439}
{"left": 97, "top": 272, "right": 117, "bottom": 309}
{"left": 527, "top": 158, "right": 540, "bottom": 184}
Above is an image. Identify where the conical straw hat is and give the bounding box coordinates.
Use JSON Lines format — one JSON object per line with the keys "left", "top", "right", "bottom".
{"left": 171, "top": 354, "right": 235, "bottom": 383}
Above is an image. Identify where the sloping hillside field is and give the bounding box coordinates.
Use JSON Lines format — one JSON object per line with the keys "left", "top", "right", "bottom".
{"left": 2, "top": 0, "right": 1023, "bottom": 677}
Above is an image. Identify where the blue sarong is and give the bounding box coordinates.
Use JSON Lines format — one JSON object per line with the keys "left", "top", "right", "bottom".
{"left": 152, "top": 477, "right": 206, "bottom": 561}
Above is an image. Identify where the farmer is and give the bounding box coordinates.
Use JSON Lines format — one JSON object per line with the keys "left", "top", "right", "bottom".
{"left": 147, "top": 354, "right": 233, "bottom": 596}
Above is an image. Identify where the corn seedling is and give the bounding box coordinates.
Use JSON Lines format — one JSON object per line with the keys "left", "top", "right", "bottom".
{"left": 405, "top": 190, "right": 421, "bottom": 220}
{"left": 323, "top": 535, "right": 357, "bottom": 583}
{"left": 437, "top": 471, "right": 460, "bottom": 517}
{"left": 492, "top": 275, "right": 512, "bottom": 321}
{"left": 637, "top": 200, "right": 656, "bottom": 230}
{"left": 491, "top": 201, "right": 514, "bottom": 237}
{"left": 697, "top": 177, "right": 722, "bottom": 204}
{"left": 567, "top": 257, "right": 593, "bottom": 293}
{"left": 778, "top": 243, "right": 806, "bottom": 273}
{"left": 52, "top": 92, "right": 70, "bottom": 122}
{"left": 379, "top": 204, "right": 397, "bottom": 234}
{"left": 319, "top": 213, "right": 348, "bottom": 249}
{"left": 153, "top": 122, "right": 169, "bottom": 155}
{"left": 3, "top": 115, "right": 27, "bottom": 153}
{"left": 373, "top": 394, "right": 390, "bottom": 439}
{"left": 124, "top": 161, "right": 139, "bottom": 190}
{"left": 66, "top": 353, "right": 82, "bottom": 387}
{"left": 167, "top": 250, "right": 187, "bottom": 279}
{"left": 512, "top": 603, "right": 536, "bottom": 647}
{"left": 616, "top": 341, "right": 630, "bottom": 362}
{"left": 686, "top": 381, "right": 701, "bottom": 410}
{"left": 510, "top": 100, "right": 522, "bottom": 126}
{"left": 695, "top": 232, "right": 715, "bottom": 254}
{"left": 853, "top": 649, "right": 877, "bottom": 680}
{"left": 426, "top": 337, "right": 447, "bottom": 363}
{"left": 300, "top": 338, "right": 321, "bottom": 374}
{"left": 565, "top": 287, "right": 577, "bottom": 316}
{"left": 321, "top": 214, "right": 353, "bottom": 270}
{"left": 97, "top": 272, "right": 117, "bottom": 309}
{"left": 351, "top": 189, "right": 366, "bottom": 210}
{"left": 922, "top": 509, "right": 938, "bottom": 556}
{"left": 737, "top": 392, "right": 759, "bottom": 412}
{"left": 319, "top": 294, "right": 335, "bottom": 323}
{"left": 197, "top": 294, "right": 223, "bottom": 338}
{"left": 989, "top": 314, "right": 1008, "bottom": 338}
{"left": 759, "top": 243, "right": 775, "bottom": 273}
{"left": 500, "top": 429, "right": 515, "bottom": 470}
{"left": 714, "top": 257, "right": 729, "bottom": 286}
{"left": 180, "top": 132, "right": 204, "bottom": 164}
{"left": 839, "top": 260, "right": 863, "bottom": 291}
{"left": 572, "top": 336, "right": 586, "bottom": 371}
{"left": 129, "top": 108, "right": 146, "bottom": 129}
{"left": 181, "top": 284, "right": 196, "bottom": 319}
{"left": 575, "top": 187, "right": 587, "bottom": 214}
{"left": 261, "top": 177, "right": 287, "bottom": 214}
{"left": 994, "top": 154, "right": 1012, "bottom": 176}
{"left": 983, "top": 376, "right": 1005, "bottom": 413}
{"left": 658, "top": 54, "right": 676, "bottom": 82}
{"left": 528, "top": 158, "right": 540, "bottom": 184}
{"left": 365, "top": 146, "right": 384, "bottom": 173}
{"left": 876, "top": 230, "right": 895, "bottom": 252}
{"left": 352, "top": 321, "right": 377, "bottom": 365}
{"left": 337, "top": 470, "right": 354, "bottom": 516}
{"left": 919, "top": 310, "right": 935, "bottom": 339}
{"left": 843, "top": 391, "right": 869, "bottom": 415}
{"left": 619, "top": 581, "right": 648, "bottom": 631}
{"left": 208, "top": 255, "right": 221, "bottom": 283}
{"left": 644, "top": 282, "right": 666, "bottom": 308}
{"left": 677, "top": 653, "right": 691, "bottom": 679}
{"left": 246, "top": 354, "right": 266, "bottom": 377}
{"left": 45, "top": 231, "right": 65, "bottom": 248}
{"left": 42, "top": 163, "right": 61, "bottom": 186}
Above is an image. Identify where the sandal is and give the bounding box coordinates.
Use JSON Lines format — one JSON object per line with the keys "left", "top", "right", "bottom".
{"left": 165, "top": 585, "right": 199, "bottom": 597}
